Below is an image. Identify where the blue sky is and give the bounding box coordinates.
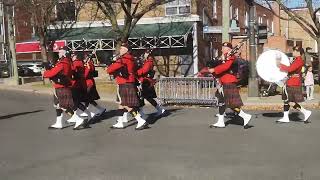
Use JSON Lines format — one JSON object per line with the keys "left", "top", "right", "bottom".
{"left": 256, "top": 0, "right": 320, "bottom": 8}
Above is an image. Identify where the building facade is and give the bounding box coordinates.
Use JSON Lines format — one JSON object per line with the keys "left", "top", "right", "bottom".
{"left": 11, "top": 0, "right": 280, "bottom": 76}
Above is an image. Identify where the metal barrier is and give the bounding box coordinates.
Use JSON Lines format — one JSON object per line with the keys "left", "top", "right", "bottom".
{"left": 156, "top": 77, "right": 217, "bottom": 105}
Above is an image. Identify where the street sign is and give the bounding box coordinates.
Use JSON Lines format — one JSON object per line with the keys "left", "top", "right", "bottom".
{"left": 16, "top": 40, "right": 66, "bottom": 54}
{"left": 203, "top": 26, "right": 222, "bottom": 34}
{"left": 229, "top": 27, "right": 241, "bottom": 33}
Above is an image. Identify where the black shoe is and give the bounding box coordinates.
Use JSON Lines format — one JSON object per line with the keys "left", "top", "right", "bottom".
{"left": 135, "top": 122, "right": 149, "bottom": 130}
{"left": 48, "top": 126, "right": 63, "bottom": 130}
{"left": 304, "top": 120, "right": 311, "bottom": 124}
{"left": 209, "top": 124, "right": 225, "bottom": 128}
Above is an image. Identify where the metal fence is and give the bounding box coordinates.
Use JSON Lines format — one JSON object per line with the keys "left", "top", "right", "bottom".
{"left": 156, "top": 77, "right": 217, "bottom": 105}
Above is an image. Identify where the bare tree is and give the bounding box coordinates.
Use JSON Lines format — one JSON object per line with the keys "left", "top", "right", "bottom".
{"left": 90, "top": 0, "right": 176, "bottom": 51}
{"left": 17, "top": 0, "right": 85, "bottom": 62}
{"left": 265, "top": 0, "right": 320, "bottom": 73}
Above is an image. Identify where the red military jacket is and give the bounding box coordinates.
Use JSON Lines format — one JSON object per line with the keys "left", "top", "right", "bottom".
{"left": 43, "top": 57, "right": 72, "bottom": 89}
{"left": 71, "top": 59, "right": 87, "bottom": 90}
{"left": 280, "top": 56, "right": 304, "bottom": 87}
{"left": 107, "top": 53, "right": 136, "bottom": 85}
{"left": 84, "top": 59, "right": 95, "bottom": 88}
{"left": 137, "top": 56, "right": 155, "bottom": 84}
{"left": 213, "top": 55, "right": 238, "bottom": 84}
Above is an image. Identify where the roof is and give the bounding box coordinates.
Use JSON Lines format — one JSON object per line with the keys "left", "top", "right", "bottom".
{"left": 49, "top": 22, "right": 194, "bottom": 40}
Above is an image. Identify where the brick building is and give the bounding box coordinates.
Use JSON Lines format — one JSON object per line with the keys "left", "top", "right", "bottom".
{"left": 280, "top": 7, "right": 318, "bottom": 53}
{"left": 9, "top": 0, "right": 280, "bottom": 76}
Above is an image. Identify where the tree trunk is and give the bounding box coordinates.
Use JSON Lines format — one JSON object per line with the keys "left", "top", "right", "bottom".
{"left": 39, "top": 31, "right": 48, "bottom": 63}
{"left": 317, "top": 38, "right": 320, "bottom": 85}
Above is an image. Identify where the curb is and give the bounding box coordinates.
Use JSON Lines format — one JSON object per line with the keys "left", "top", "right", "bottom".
{"left": 1, "top": 85, "right": 319, "bottom": 110}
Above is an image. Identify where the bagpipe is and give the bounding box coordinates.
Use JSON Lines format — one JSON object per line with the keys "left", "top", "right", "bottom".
{"left": 204, "top": 39, "right": 246, "bottom": 77}
{"left": 42, "top": 59, "right": 72, "bottom": 86}
{"left": 135, "top": 51, "right": 156, "bottom": 79}
{"left": 108, "top": 53, "right": 130, "bottom": 79}
{"left": 83, "top": 50, "right": 99, "bottom": 78}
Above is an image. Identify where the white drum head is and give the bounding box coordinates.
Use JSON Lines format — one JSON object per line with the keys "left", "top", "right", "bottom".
{"left": 256, "top": 50, "right": 289, "bottom": 83}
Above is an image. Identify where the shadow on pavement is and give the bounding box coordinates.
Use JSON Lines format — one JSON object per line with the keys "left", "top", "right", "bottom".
{"left": 89, "top": 109, "right": 118, "bottom": 124}
{"left": 225, "top": 116, "right": 255, "bottom": 129}
{"left": 111, "top": 108, "right": 183, "bottom": 129}
{"left": 146, "top": 108, "right": 182, "bottom": 125}
{"left": 0, "top": 110, "right": 44, "bottom": 120}
{"left": 262, "top": 112, "right": 302, "bottom": 121}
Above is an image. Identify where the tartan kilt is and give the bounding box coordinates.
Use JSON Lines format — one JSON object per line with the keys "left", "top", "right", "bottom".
{"left": 54, "top": 88, "right": 74, "bottom": 109}
{"left": 87, "top": 85, "right": 100, "bottom": 102}
{"left": 141, "top": 81, "right": 157, "bottom": 99}
{"left": 282, "top": 86, "right": 304, "bottom": 103}
{"left": 222, "top": 83, "right": 244, "bottom": 108}
{"left": 117, "top": 83, "right": 141, "bottom": 107}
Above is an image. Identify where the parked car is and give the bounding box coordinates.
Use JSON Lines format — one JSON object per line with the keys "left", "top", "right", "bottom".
{"left": 21, "top": 63, "right": 43, "bottom": 75}
{"left": 18, "top": 65, "right": 37, "bottom": 77}
{"left": 0, "top": 64, "right": 10, "bottom": 78}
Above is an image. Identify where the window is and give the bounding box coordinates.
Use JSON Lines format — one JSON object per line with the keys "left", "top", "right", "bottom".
{"left": 245, "top": 11, "right": 248, "bottom": 27}
{"left": 229, "top": 5, "right": 233, "bottom": 18}
{"left": 235, "top": 8, "right": 239, "bottom": 20}
{"left": 296, "top": 41, "right": 302, "bottom": 47}
{"left": 165, "top": 0, "right": 191, "bottom": 16}
{"left": 56, "top": 0, "right": 76, "bottom": 21}
{"left": 258, "top": 16, "right": 263, "bottom": 24}
{"left": 287, "top": 40, "right": 294, "bottom": 47}
{"left": 212, "top": 0, "right": 217, "bottom": 19}
{"left": 271, "top": 21, "right": 274, "bottom": 33}
{"left": 203, "top": 8, "right": 209, "bottom": 26}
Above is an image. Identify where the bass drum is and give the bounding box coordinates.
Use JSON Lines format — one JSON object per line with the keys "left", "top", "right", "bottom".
{"left": 256, "top": 50, "right": 290, "bottom": 87}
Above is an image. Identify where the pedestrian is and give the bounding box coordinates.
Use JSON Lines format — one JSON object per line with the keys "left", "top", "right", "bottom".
{"left": 208, "top": 42, "right": 252, "bottom": 129}
{"left": 43, "top": 47, "right": 87, "bottom": 130}
{"left": 276, "top": 46, "right": 312, "bottom": 123}
{"left": 137, "top": 49, "right": 165, "bottom": 118}
{"left": 304, "top": 65, "right": 314, "bottom": 100}
{"left": 66, "top": 51, "right": 92, "bottom": 128}
{"left": 107, "top": 43, "right": 148, "bottom": 130}
{"left": 83, "top": 52, "right": 106, "bottom": 119}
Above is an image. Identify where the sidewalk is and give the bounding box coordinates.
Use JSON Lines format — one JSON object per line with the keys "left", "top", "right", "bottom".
{"left": 0, "top": 81, "right": 319, "bottom": 110}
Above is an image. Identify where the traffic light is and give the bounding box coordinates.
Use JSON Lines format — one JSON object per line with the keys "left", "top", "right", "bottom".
{"left": 257, "top": 25, "right": 268, "bottom": 44}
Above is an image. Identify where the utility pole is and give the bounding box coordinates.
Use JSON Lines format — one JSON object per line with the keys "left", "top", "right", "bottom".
{"left": 247, "top": 0, "right": 259, "bottom": 97}
{"left": 222, "top": 0, "right": 230, "bottom": 42}
{"left": 5, "top": 0, "right": 19, "bottom": 85}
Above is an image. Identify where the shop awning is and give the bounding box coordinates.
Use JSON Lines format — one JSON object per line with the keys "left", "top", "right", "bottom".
{"left": 49, "top": 22, "right": 194, "bottom": 51}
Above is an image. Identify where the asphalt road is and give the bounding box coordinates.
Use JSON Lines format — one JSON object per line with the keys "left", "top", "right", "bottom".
{"left": 0, "top": 89, "right": 319, "bottom": 180}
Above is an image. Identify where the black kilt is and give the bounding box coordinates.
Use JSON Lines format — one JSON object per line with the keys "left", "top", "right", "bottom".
{"left": 87, "top": 85, "right": 100, "bottom": 102}
{"left": 282, "top": 86, "right": 304, "bottom": 103}
{"left": 72, "top": 88, "right": 87, "bottom": 107}
{"left": 222, "top": 83, "right": 244, "bottom": 108}
{"left": 141, "top": 81, "right": 157, "bottom": 99}
{"left": 54, "top": 88, "right": 74, "bottom": 109}
{"left": 117, "top": 83, "right": 141, "bottom": 107}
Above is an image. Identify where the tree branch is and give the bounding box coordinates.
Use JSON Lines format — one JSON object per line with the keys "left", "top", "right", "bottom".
{"left": 278, "top": 1, "right": 318, "bottom": 38}
{"left": 133, "top": 0, "right": 175, "bottom": 19}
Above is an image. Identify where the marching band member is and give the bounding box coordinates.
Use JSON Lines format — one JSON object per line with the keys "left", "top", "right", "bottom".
{"left": 208, "top": 42, "right": 252, "bottom": 129}
{"left": 137, "top": 49, "right": 165, "bottom": 117}
{"left": 66, "top": 52, "right": 92, "bottom": 126}
{"left": 107, "top": 43, "right": 148, "bottom": 130}
{"left": 43, "top": 48, "right": 87, "bottom": 130}
{"left": 84, "top": 52, "right": 106, "bottom": 119}
{"left": 277, "top": 46, "right": 312, "bottom": 123}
